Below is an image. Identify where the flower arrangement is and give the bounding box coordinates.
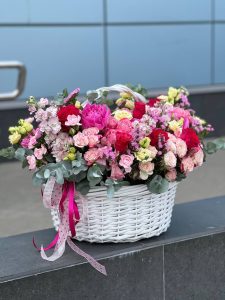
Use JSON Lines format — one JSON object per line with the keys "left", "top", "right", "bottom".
{"left": 1, "top": 83, "right": 223, "bottom": 275}
{"left": 0, "top": 85, "right": 215, "bottom": 194}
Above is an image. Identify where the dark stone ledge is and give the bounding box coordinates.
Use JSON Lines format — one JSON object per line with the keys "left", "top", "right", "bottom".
{"left": 1, "top": 196, "right": 225, "bottom": 299}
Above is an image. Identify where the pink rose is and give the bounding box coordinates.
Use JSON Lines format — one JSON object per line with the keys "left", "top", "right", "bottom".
{"left": 28, "top": 136, "right": 37, "bottom": 149}
{"left": 192, "top": 148, "right": 204, "bottom": 167}
{"left": 139, "top": 162, "right": 154, "bottom": 180}
{"left": 65, "top": 115, "right": 81, "bottom": 126}
{"left": 87, "top": 135, "right": 100, "bottom": 148}
{"left": 181, "top": 156, "right": 194, "bottom": 173}
{"left": 73, "top": 132, "right": 89, "bottom": 148}
{"left": 34, "top": 145, "right": 47, "bottom": 160}
{"left": 176, "top": 138, "right": 187, "bottom": 158}
{"left": 166, "top": 140, "right": 177, "bottom": 154}
{"left": 110, "top": 162, "right": 124, "bottom": 180}
{"left": 164, "top": 151, "right": 177, "bottom": 169}
{"left": 27, "top": 155, "right": 36, "bottom": 170}
{"left": 84, "top": 148, "right": 101, "bottom": 165}
{"left": 119, "top": 154, "right": 134, "bottom": 173}
{"left": 165, "top": 169, "right": 177, "bottom": 182}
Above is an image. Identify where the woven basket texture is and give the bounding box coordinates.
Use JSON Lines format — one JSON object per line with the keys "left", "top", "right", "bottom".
{"left": 51, "top": 182, "right": 177, "bottom": 243}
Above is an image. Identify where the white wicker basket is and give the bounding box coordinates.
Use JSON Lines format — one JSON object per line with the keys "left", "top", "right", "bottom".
{"left": 51, "top": 182, "right": 177, "bottom": 243}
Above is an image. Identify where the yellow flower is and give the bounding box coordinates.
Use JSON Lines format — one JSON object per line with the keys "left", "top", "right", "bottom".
{"left": 125, "top": 100, "right": 134, "bottom": 110}
{"left": 9, "top": 132, "right": 21, "bottom": 145}
{"left": 69, "top": 147, "right": 76, "bottom": 154}
{"left": 168, "top": 119, "right": 184, "bottom": 132}
{"left": 135, "top": 148, "right": 154, "bottom": 162}
{"left": 115, "top": 98, "right": 125, "bottom": 106}
{"left": 18, "top": 126, "right": 27, "bottom": 135}
{"left": 139, "top": 137, "right": 151, "bottom": 148}
{"left": 75, "top": 101, "right": 81, "bottom": 109}
{"left": 114, "top": 110, "right": 133, "bottom": 120}
{"left": 120, "top": 92, "right": 131, "bottom": 99}
{"left": 168, "top": 87, "right": 180, "bottom": 104}
{"left": 23, "top": 122, "right": 33, "bottom": 133}
{"left": 195, "top": 116, "right": 206, "bottom": 125}
{"left": 67, "top": 153, "right": 76, "bottom": 161}
{"left": 157, "top": 95, "right": 168, "bottom": 101}
{"left": 8, "top": 127, "right": 17, "bottom": 134}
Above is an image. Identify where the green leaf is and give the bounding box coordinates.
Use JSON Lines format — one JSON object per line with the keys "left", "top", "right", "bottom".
{"left": 22, "top": 159, "right": 28, "bottom": 169}
{"left": 14, "top": 148, "right": 26, "bottom": 161}
{"left": 147, "top": 175, "right": 169, "bottom": 194}
{"left": 0, "top": 147, "right": 15, "bottom": 159}
{"left": 87, "top": 165, "right": 103, "bottom": 187}
{"left": 76, "top": 180, "right": 90, "bottom": 195}
{"left": 107, "top": 185, "right": 115, "bottom": 199}
{"left": 44, "top": 169, "right": 51, "bottom": 179}
{"left": 55, "top": 168, "right": 64, "bottom": 184}
{"left": 32, "top": 172, "right": 45, "bottom": 187}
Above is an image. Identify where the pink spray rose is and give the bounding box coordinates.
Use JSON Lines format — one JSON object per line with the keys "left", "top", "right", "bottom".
{"left": 82, "top": 103, "right": 110, "bottom": 130}
{"left": 164, "top": 151, "right": 177, "bottom": 169}
{"left": 34, "top": 145, "right": 47, "bottom": 160}
{"left": 181, "top": 156, "right": 194, "bottom": 173}
{"left": 176, "top": 138, "right": 187, "bottom": 158}
{"left": 27, "top": 155, "right": 36, "bottom": 170}
{"left": 119, "top": 154, "right": 134, "bottom": 173}
{"left": 110, "top": 162, "right": 125, "bottom": 180}
{"left": 165, "top": 169, "right": 177, "bottom": 182}
{"left": 84, "top": 148, "right": 101, "bottom": 165}
{"left": 139, "top": 162, "right": 154, "bottom": 180}
{"left": 73, "top": 132, "right": 89, "bottom": 148}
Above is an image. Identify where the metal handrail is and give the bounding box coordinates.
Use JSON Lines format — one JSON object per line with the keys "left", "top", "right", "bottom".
{"left": 0, "top": 61, "right": 26, "bottom": 101}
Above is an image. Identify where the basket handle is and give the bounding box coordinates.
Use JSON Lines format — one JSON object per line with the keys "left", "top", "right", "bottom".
{"left": 96, "top": 84, "right": 147, "bottom": 103}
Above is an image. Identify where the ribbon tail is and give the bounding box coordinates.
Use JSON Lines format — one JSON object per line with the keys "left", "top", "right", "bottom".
{"left": 67, "top": 237, "right": 107, "bottom": 276}
{"left": 40, "top": 241, "right": 66, "bottom": 262}
{"left": 33, "top": 233, "right": 59, "bottom": 251}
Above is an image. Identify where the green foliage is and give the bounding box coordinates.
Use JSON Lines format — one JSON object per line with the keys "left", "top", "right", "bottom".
{"left": 147, "top": 175, "right": 169, "bottom": 194}
{"left": 205, "top": 138, "right": 225, "bottom": 154}
{"left": 76, "top": 179, "right": 90, "bottom": 195}
{"left": 87, "top": 164, "right": 103, "bottom": 187}
{"left": 0, "top": 147, "right": 15, "bottom": 159}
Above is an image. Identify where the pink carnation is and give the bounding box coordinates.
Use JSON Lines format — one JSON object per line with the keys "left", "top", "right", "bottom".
{"left": 165, "top": 169, "right": 177, "bottom": 182}
{"left": 82, "top": 103, "right": 110, "bottom": 130}
{"left": 164, "top": 151, "right": 177, "bottom": 169}
{"left": 110, "top": 162, "right": 124, "bottom": 180}
{"left": 83, "top": 127, "right": 99, "bottom": 136}
{"left": 166, "top": 140, "right": 177, "bottom": 154}
{"left": 119, "top": 154, "right": 134, "bottom": 173}
{"left": 117, "top": 118, "right": 133, "bottom": 133}
{"left": 27, "top": 155, "right": 36, "bottom": 170}
{"left": 65, "top": 115, "right": 81, "bottom": 126}
{"left": 84, "top": 148, "right": 101, "bottom": 165}
{"left": 181, "top": 156, "right": 194, "bottom": 173}
{"left": 107, "top": 117, "right": 118, "bottom": 129}
{"left": 73, "top": 132, "right": 89, "bottom": 148}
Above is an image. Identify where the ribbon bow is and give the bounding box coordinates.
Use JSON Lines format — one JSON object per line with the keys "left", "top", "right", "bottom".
{"left": 33, "top": 177, "right": 107, "bottom": 275}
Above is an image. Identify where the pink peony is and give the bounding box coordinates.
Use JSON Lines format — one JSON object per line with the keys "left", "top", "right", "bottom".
{"left": 119, "top": 154, "right": 134, "bottom": 173}
{"left": 82, "top": 103, "right": 110, "bottom": 130}
{"left": 165, "top": 169, "right": 177, "bottom": 182}
{"left": 176, "top": 138, "right": 187, "bottom": 158}
{"left": 192, "top": 148, "right": 204, "bottom": 167}
{"left": 73, "top": 132, "right": 89, "bottom": 148}
{"left": 65, "top": 115, "right": 81, "bottom": 126}
{"left": 110, "top": 162, "right": 124, "bottom": 180}
{"left": 84, "top": 148, "right": 101, "bottom": 165}
{"left": 181, "top": 156, "right": 194, "bottom": 173}
{"left": 34, "top": 145, "right": 47, "bottom": 160}
{"left": 27, "top": 155, "right": 36, "bottom": 170}
{"left": 164, "top": 151, "right": 177, "bottom": 169}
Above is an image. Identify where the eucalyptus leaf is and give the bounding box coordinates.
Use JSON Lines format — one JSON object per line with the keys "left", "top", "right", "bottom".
{"left": 44, "top": 169, "right": 51, "bottom": 179}
{"left": 147, "top": 175, "right": 169, "bottom": 194}
{"left": 32, "top": 172, "right": 45, "bottom": 187}
{"left": 14, "top": 148, "right": 26, "bottom": 161}
{"left": 76, "top": 180, "right": 90, "bottom": 195}
{"left": 0, "top": 147, "right": 15, "bottom": 159}
{"left": 55, "top": 168, "right": 64, "bottom": 184}
{"left": 107, "top": 185, "right": 115, "bottom": 199}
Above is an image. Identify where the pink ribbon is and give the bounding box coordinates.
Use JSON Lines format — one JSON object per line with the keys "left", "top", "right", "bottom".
{"left": 33, "top": 177, "right": 107, "bottom": 276}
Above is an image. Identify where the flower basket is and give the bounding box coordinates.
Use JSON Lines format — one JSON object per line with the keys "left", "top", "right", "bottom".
{"left": 51, "top": 182, "right": 177, "bottom": 243}
{"left": 1, "top": 83, "right": 218, "bottom": 275}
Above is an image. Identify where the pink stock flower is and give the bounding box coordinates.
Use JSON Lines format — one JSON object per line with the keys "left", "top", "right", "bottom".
{"left": 181, "top": 156, "right": 194, "bottom": 173}
{"left": 82, "top": 103, "right": 110, "bottom": 130}
{"left": 27, "top": 155, "right": 36, "bottom": 170}
{"left": 38, "top": 98, "right": 49, "bottom": 108}
{"left": 165, "top": 169, "right": 177, "bottom": 182}
{"left": 176, "top": 138, "right": 187, "bottom": 158}
{"left": 84, "top": 148, "right": 101, "bottom": 165}
{"left": 25, "top": 117, "right": 34, "bottom": 124}
{"left": 65, "top": 115, "right": 81, "bottom": 126}
{"left": 110, "top": 162, "right": 124, "bottom": 180}
{"left": 35, "top": 108, "right": 48, "bottom": 122}
{"left": 28, "top": 105, "right": 36, "bottom": 114}
{"left": 34, "top": 145, "right": 47, "bottom": 160}
{"left": 164, "top": 151, "right": 177, "bottom": 169}
{"left": 119, "top": 154, "right": 134, "bottom": 173}
{"left": 73, "top": 132, "right": 89, "bottom": 148}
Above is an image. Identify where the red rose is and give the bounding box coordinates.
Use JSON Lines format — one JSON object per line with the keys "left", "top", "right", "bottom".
{"left": 133, "top": 102, "right": 146, "bottom": 119}
{"left": 180, "top": 128, "right": 200, "bottom": 150}
{"left": 148, "top": 98, "right": 160, "bottom": 107}
{"left": 115, "top": 131, "right": 133, "bottom": 153}
{"left": 149, "top": 128, "right": 169, "bottom": 147}
{"left": 57, "top": 104, "right": 80, "bottom": 130}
